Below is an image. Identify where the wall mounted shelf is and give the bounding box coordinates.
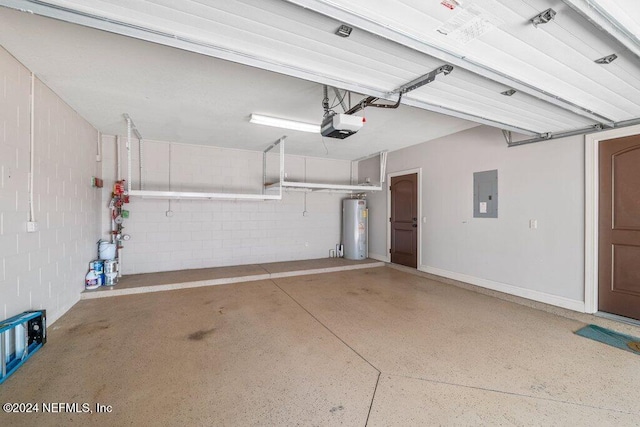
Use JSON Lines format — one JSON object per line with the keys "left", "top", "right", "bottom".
{"left": 124, "top": 114, "right": 285, "bottom": 201}
{"left": 123, "top": 114, "right": 385, "bottom": 200}
{"left": 264, "top": 181, "right": 382, "bottom": 193}
{"left": 128, "top": 190, "right": 282, "bottom": 200}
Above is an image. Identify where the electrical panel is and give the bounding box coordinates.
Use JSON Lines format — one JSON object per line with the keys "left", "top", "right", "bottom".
{"left": 473, "top": 170, "right": 498, "bottom": 218}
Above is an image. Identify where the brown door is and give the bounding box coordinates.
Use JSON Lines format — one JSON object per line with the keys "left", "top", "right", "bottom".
{"left": 599, "top": 135, "right": 640, "bottom": 321}
{"left": 391, "top": 173, "right": 418, "bottom": 268}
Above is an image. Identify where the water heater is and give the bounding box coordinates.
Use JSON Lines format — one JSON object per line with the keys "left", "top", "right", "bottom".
{"left": 343, "top": 199, "right": 368, "bottom": 260}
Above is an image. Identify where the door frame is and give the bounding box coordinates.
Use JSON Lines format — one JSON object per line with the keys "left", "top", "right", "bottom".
{"left": 585, "top": 124, "right": 640, "bottom": 314}
{"left": 387, "top": 168, "right": 422, "bottom": 268}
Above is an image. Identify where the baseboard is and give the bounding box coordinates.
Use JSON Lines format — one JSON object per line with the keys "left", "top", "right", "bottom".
{"left": 369, "top": 253, "right": 390, "bottom": 263}
{"left": 418, "top": 266, "right": 585, "bottom": 313}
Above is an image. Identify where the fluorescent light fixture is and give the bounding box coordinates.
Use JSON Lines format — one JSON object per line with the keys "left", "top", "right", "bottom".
{"left": 249, "top": 114, "right": 319, "bottom": 133}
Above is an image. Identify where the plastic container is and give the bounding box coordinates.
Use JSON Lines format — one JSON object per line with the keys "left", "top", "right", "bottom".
{"left": 105, "top": 272, "right": 117, "bottom": 286}
{"left": 85, "top": 270, "right": 100, "bottom": 290}
{"left": 98, "top": 241, "right": 116, "bottom": 260}
{"left": 104, "top": 260, "right": 118, "bottom": 274}
{"left": 91, "top": 260, "right": 104, "bottom": 274}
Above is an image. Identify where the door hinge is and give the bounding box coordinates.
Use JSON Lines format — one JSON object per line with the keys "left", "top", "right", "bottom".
{"left": 389, "top": 248, "right": 391, "bottom": 254}
{"left": 389, "top": 217, "right": 391, "bottom": 222}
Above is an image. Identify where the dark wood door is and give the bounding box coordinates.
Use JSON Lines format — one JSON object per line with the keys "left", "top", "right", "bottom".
{"left": 599, "top": 135, "right": 640, "bottom": 321}
{"left": 391, "top": 173, "right": 418, "bottom": 268}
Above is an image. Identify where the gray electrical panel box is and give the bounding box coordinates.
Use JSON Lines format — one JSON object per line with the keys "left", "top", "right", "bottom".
{"left": 473, "top": 170, "right": 498, "bottom": 218}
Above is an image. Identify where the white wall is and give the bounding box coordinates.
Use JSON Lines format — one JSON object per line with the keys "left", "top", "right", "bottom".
{"left": 0, "top": 47, "right": 101, "bottom": 324}
{"left": 362, "top": 126, "right": 585, "bottom": 310}
{"left": 101, "top": 137, "right": 352, "bottom": 274}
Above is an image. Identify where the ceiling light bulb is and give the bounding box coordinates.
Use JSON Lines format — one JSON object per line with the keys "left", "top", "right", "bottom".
{"left": 249, "top": 114, "right": 319, "bottom": 133}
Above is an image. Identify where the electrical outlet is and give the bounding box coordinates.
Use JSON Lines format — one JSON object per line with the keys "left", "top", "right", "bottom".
{"left": 27, "top": 221, "right": 38, "bottom": 233}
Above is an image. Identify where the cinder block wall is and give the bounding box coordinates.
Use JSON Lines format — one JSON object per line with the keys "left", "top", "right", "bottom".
{"left": 101, "top": 137, "right": 352, "bottom": 274}
{"left": 0, "top": 47, "right": 101, "bottom": 324}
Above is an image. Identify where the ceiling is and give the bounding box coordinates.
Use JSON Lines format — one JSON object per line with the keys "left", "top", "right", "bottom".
{"left": 0, "top": 0, "right": 639, "bottom": 158}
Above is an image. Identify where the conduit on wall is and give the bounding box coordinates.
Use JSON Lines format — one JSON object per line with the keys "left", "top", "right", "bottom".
{"left": 28, "top": 72, "right": 35, "bottom": 223}
{"left": 116, "top": 136, "right": 121, "bottom": 181}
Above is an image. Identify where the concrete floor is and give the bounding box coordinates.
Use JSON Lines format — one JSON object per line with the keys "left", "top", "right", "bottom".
{"left": 2, "top": 266, "right": 639, "bottom": 426}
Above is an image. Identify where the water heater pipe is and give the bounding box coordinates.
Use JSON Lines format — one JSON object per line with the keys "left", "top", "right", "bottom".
{"left": 126, "top": 115, "right": 131, "bottom": 193}
{"left": 115, "top": 136, "right": 121, "bottom": 180}
{"left": 96, "top": 131, "right": 102, "bottom": 162}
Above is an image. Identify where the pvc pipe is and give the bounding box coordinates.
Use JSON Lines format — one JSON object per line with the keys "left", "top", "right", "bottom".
{"left": 29, "top": 73, "right": 35, "bottom": 222}
{"left": 139, "top": 138, "right": 143, "bottom": 190}
{"left": 126, "top": 116, "right": 131, "bottom": 193}
{"left": 116, "top": 136, "right": 121, "bottom": 180}
{"left": 96, "top": 131, "right": 102, "bottom": 162}
{"left": 117, "top": 247, "right": 122, "bottom": 278}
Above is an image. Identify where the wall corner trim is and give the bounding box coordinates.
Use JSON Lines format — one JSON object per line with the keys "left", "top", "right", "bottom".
{"left": 419, "top": 266, "right": 586, "bottom": 313}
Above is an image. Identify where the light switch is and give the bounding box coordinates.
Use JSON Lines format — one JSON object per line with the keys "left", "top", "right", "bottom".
{"left": 529, "top": 219, "right": 537, "bottom": 229}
